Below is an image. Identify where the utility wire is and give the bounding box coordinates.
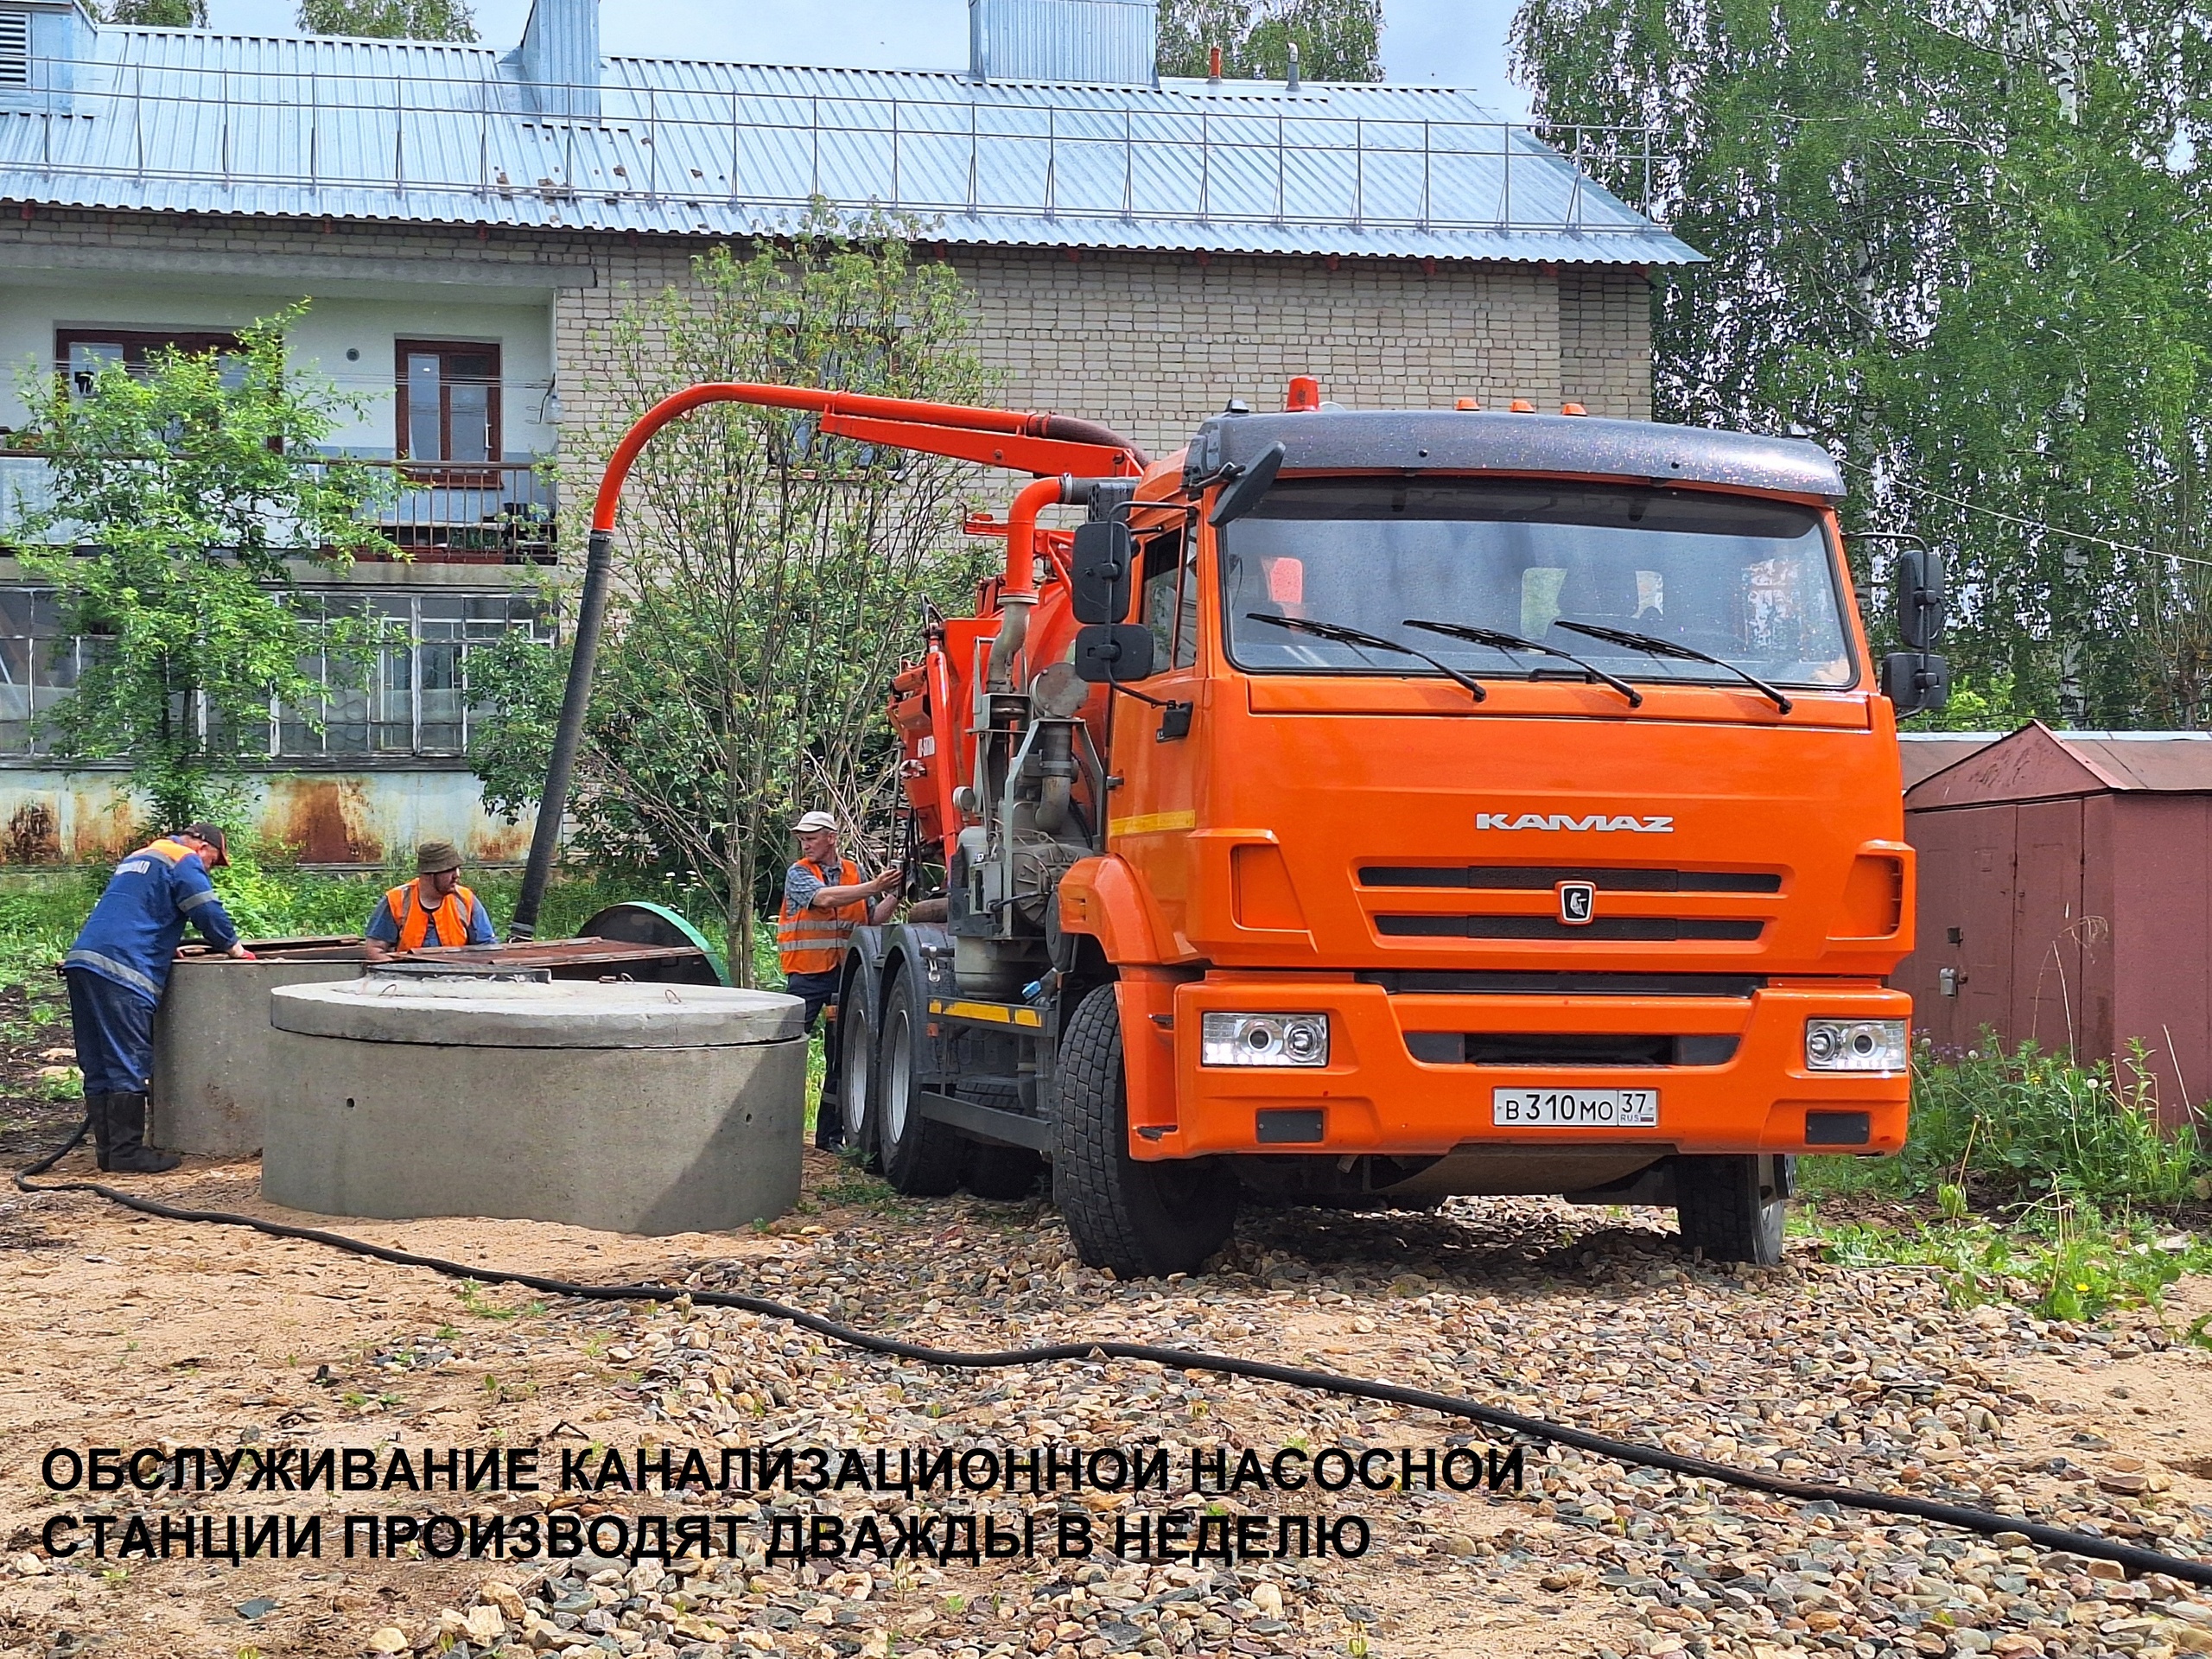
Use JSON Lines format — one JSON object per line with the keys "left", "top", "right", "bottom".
{"left": 15, "top": 1125, "right": 2212, "bottom": 1588}
{"left": 1839, "top": 458, "right": 2212, "bottom": 571}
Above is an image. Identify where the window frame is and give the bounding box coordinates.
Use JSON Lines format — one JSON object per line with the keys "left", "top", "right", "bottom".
{"left": 54, "top": 327, "right": 246, "bottom": 395}
{"left": 394, "top": 339, "right": 504, "bottom": 472}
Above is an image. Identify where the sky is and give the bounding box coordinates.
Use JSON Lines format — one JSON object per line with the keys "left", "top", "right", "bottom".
{"left": 208, "top": 0, "right": 1536, "bottom": 120}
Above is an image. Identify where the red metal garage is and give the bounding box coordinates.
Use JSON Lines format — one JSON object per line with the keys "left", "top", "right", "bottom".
{"left": 1897, "top": 721, "right": 2212, "bottom": 1128}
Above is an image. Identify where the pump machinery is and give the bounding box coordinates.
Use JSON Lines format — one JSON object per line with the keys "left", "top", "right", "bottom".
{"left": 568, "top": 377, "right": 1951, "bottom": 1278}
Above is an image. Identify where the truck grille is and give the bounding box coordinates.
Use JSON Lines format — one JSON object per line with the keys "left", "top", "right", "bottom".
{"left": 1358, "top": 971, "right": 1764, "bottom": 996}
{"left": 1376, "top": 915, "right": 1765, "bottom": 942}
{"left": 1360, "top": 865, "right": 1782, "bottom": 893}
{"left": 1405, "top": 1032, "right": 1742, "bottom": 1066}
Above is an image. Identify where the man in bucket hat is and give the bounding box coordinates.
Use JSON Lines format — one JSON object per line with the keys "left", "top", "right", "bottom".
{"left": 363, "top": 840, "right": 496, "bottom": 961}
{"left": 63, "top": 823, "right": 252, "bottom": 1174}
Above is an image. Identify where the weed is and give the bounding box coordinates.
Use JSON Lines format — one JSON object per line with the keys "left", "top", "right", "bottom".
{"left": 340, "top": 1390, "right": 369, "bottom": 1408}
{"left": 454, "top": 1280, "right": 523, "bottom": 1320}
{"left": 434, "top": 1325, "right": 459, "bottom": 1342}
{"left": 1802, "top": 1035, "right": 2211, "bottom": 1211}
{"left": 99, "top": 1567, "right": 129, "bottom": 1587}
{"left": 1811, "top": 1206, "right": 2212, "bottom": 1321}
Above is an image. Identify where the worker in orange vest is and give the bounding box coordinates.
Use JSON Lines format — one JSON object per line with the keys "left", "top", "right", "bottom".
{"left": 363, "top": 840, "right": 497, "bottom": 961}
{"left": 779, "top": 810, "right": 900, "bottom": 1151}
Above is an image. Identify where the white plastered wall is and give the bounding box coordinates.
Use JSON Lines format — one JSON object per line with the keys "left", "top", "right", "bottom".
{"left": 0, "top": 275, "right": 556, "bottom": 461}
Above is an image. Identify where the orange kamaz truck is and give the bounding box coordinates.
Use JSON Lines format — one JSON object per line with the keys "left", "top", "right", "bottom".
{"left": 809, "top": 381, "right": 1953, "bottom": 1276}
{"left": 564, "top": 377, "right": 1948, "bottom": 1278}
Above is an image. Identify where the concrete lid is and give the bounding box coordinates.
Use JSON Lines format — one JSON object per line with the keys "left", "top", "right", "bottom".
{"left": 270, "top": 975, "right": 804, "bottom": 1048}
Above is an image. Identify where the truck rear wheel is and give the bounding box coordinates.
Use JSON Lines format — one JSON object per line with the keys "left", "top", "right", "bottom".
{"left": 1674, "top": 1154, "right": 1790, "bottom": 1265}
{"left": 877, "top": 965, "right": 964, "bottom": 1197}
{"left": 1052, "top": 983, "right": 1237, "bottom": 1278}
{"left": 836, "top": 984, "right": 880, "bottom": 1169}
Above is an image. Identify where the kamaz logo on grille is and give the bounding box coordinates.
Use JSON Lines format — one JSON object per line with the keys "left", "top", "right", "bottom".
{"left": 1477, "top": 812, "right": 1675, "bottom": 833}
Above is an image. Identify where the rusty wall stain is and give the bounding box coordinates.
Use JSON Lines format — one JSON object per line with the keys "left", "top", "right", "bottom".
{"left": 4, "top": 801, "right": 60, "bottom": 865}
{"left": 470, "top": 822, "right": 532, "bottom": 862}
{"left": 267, "top": 777, "right": 385, "bottom": 865}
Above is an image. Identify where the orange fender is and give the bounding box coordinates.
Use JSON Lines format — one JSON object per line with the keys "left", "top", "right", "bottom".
{"left": 1056, "top": 854, "right": 1182, "bottom": 965}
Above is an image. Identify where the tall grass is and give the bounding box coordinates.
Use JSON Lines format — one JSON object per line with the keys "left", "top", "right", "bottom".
{"left": 1802, "top": 1037, "right": 2210, "bottom": 1211}
{"left": 1796, "top": 1035, "right": 2212, "bottom": 1325}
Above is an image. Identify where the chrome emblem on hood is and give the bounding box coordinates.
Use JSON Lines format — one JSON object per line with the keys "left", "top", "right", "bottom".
{"left": 1477, "top": 812, "right": 1675, "bottom": 833}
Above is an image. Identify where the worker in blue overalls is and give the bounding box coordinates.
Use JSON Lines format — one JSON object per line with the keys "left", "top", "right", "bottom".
{"left": 63, "top": 823, "right": 253, "bottom": 1174}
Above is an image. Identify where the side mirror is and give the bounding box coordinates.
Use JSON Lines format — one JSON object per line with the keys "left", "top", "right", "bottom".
{"left": 1072, "top": 624, "right": 1157, "bottom": 684}
{"left": 1207, "top": 441, "right": 1287, "bottom": 527}
{"left": 1071, "top": 521, "right": 1134, "bottom": 625}
{"left": 1895, "top": 548, "right": 1947, "bottom": 649}
{"left": 1882, "top": 651, "right": 1951, "bottom": 715}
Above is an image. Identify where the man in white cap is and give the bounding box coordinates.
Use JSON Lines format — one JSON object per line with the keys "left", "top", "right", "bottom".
{"left": 778, "top": 810, "right": 900, "bottom": 1149}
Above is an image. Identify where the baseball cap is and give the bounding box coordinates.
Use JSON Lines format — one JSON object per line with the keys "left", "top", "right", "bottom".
{"left": 792, "top": 810, "right": 838, "bottom": 835}
{"left": 180, "top": 823, "right": 230, "bottom": 868}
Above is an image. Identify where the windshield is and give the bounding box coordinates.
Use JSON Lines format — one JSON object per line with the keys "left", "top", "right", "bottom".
{"left": 1221, "top": 480, "right": 1855, "bottom": 690}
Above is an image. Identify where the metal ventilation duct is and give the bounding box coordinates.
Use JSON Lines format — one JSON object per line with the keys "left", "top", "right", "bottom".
{"left": 512, "top": 0, "right": 599, "bottom": 118}
{"left": 969, "top": 0, "right": 1158, "bottom": 86}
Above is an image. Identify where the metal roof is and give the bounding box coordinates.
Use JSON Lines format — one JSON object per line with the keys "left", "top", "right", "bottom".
{"left": 1906, "top": 722, "right": 2212, "bottom": 805}
{"left": 0, "top": 25, "right": 1700, "bottom": 263}
{"left": 1187, "top": 410, "right": 1843, "bottom": 499}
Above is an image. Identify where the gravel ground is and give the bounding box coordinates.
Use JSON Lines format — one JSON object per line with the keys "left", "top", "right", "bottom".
{"left": 0, "top": 1058, "right": 2207, "bottom": 1658}
{"left": 372, "top": 1195, "right": 2212, "bottom": 1659}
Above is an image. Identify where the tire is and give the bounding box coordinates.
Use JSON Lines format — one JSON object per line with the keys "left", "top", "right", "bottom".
{"left": 1052, "top": 982, "right": 1237, "bottom": 1277}
{"left": 876, "top": 965, "right": 965, "bottom": 1197}
{"left": 837, "top": 983, "right": 881, "bottom": 1169}
{"left": 1674, "top": 1154, "right": 1790, "bottom": 1265}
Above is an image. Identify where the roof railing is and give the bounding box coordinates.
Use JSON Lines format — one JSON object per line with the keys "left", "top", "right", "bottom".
{"left": 0, "top": 54, "right": 1669, "bottom": 232}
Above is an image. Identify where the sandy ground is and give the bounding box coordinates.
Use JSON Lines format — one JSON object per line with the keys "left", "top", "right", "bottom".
{"left": 0, "top": 1012, "right": 2203, "bottom": 1659}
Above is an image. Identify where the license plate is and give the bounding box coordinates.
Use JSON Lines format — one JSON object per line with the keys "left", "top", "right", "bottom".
{"left": 1491, "top": 1087, "right": 1659, "bottom": 1128}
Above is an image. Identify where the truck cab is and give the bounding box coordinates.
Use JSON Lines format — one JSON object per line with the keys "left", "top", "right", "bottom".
{"left": 830, "top": 396, "right": 1935, "bottom": 1276}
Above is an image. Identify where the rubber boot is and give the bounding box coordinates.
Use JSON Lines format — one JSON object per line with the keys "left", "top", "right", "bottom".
{"left": 85, "top": 1092, "right": 114, "bottom": 1172}
{"left": 104, "top": 1091, "right": 180, "bottom": 1175}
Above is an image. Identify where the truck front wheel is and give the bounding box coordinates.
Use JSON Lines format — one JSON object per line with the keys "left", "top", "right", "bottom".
{"left": 1674, "top": 1154, "right": 1791, "bottom": 1266}
{"left": 1052, "top": 983, "right": 1237, "bottom": 1277}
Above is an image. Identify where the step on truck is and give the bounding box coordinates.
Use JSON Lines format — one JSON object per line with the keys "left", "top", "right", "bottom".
{"left": 582, "top": 377, "right": 1948, "bottom": 1276}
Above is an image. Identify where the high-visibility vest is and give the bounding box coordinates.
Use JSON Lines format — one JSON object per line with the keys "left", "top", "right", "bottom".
{"left": 778, "top": 857, "right": 866, "bottom": 976}
{"left": 143, "top": 838, "right": 194, "bottom": 865}
{"left": 385, "top": 880, "right": 480, "bottom": 950}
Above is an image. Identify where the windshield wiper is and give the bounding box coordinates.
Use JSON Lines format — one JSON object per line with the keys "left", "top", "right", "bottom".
{"left": 1245, "top": 614, "right": 1487, "bottom": 702}
{"left": 1401, "top": 619, "right": 1643, "bottom": 709}
{"left": 1553, "top": 620, "right": 1794, "bottom": 715}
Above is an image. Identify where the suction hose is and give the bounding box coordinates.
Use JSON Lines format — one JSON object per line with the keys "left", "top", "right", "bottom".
{"left": 13, "top": 1125, "right": 2209, "bottom": 1587}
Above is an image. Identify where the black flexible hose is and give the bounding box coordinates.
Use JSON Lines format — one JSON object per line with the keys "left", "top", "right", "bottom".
{"left": 15, "top": 1126, "right": 2210, "bottom": 1587}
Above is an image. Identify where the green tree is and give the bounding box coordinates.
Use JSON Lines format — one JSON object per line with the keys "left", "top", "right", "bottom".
{"left": 296, "top": 0, "right": 477, "bottom": 41}
{"left": 1159, "top": 0, "right": 1382, "bottom": 80}
{"left": 1512, "top": 0, "right": 2212, "bottom": 726}
{"left": 470, "top": 218, "right": 991, "bottom": 981}
{"left": 5, "top": 308, "right": 397, "bottom": 826}
{"left": 101, "top": 0, "right": 207, "bottom": 24}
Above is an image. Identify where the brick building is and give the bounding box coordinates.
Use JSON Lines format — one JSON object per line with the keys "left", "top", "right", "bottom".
{"left": 0, "top": 0, "right": 1692, "bottom": 864}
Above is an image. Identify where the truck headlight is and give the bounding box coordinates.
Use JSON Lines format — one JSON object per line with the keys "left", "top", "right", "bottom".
{"left": 1200, "top": 1012, "right": 1330, "bottom": 1067}
{"left": 1804, "top": 1018, "right": 1907, "bottom": 1072}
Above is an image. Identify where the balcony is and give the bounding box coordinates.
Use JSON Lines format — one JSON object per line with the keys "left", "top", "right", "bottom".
{"left": 0, "top": 453, "right": 558, "bottom": 565}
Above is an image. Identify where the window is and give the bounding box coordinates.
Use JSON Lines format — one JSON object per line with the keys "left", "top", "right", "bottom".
{"left": 54, "top": 328, "right": 246, "bottom": 396}
{"left": 0, "top": 11, "right": 29, "bottom": 90}
{"left": 280, "top": 592, "right": 550, "bottom": 758}
{"left": 1138, "top": 526, "right": 1198, "bottom": 671}
{"left": 1221, "top": 480, "right": 1856, "bottom": 691}
{"left": 396, "top": 340, "right": 501, "bottom": 466}
{"left": 0, "top": 588, "right": 92, "bottom": 754}
{"left": 0, "top": 586, "right": 550, "bottom": 760}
